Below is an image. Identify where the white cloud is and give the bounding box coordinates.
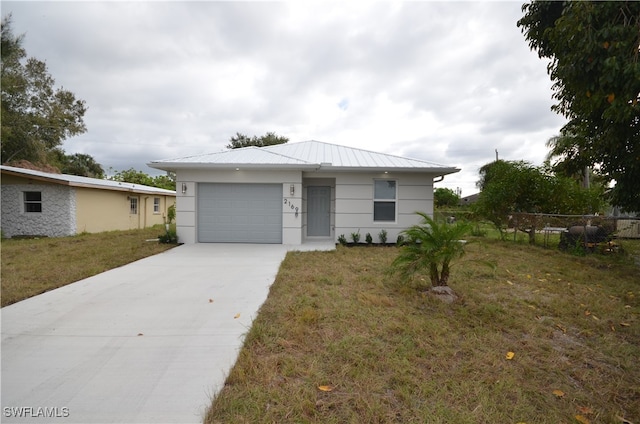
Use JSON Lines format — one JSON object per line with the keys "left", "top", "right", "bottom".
{"left": 3, "top": 1, "right": 567, "bottom": 196}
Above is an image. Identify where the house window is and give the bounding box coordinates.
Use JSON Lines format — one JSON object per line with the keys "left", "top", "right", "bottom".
{"left": 153, "top": 197, "right": 160, "bottom": 213}
{"left": 24, "top": 191, "right": 42, "bottom": 213}
{"left": 373, "top": 180, "right": 396, "bottom": 222}
{"left": 130, "top": 197, "right": 138, "bottom": 215}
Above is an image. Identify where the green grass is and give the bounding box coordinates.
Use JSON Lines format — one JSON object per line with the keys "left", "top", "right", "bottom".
{"left": 1, "top": 225, "right": 176, "bottom": 307}
{"left": 206, "top": 239, "right": 640, "bottom": 423}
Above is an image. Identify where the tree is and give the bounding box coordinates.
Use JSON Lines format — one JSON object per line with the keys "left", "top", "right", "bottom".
{"left": 1, "top": 15, "right": 87, "bottom": 165}
{"left": 474, "top": 160, "right": 604, "bottom": 241}
{"left": 49, "top": 149, "right": 105, "bottom": 178}
{"left": 226, "top": 132, "right": 288, "bottom": 149}
{"left": 434, "top": 188, "right": 460, "bottom": 208}
{"left": 109, "top": 168, "right": 176, "bottom": 191}
{"left": 390, "top": 213, "right": 472, "bottom": 287}
{"left": 517, "top": 2, "right": 640, "bottom": 212}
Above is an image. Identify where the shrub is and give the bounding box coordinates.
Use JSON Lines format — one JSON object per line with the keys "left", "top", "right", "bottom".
{"left": 166, "top": 204, "right": 176, "bottom": 224}
{"left": 365, "top": 232, "right": 373, "bottom": 245}
{"left": 350, "top": 230, "right": 361, "bottom": 244}
{"left": 337, "top": 234, "right": 348, "bottom": 246}
{"left": 158, "top": 229, "right": 178, "bottom": 244}
{"left": 378, "top": 229, "right": 388, "bottom": 244}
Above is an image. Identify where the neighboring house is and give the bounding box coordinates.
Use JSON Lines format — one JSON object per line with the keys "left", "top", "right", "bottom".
{"left": 148, "top": 140, "right": 459, "bottom": 245}
{"left": 459, "top": 192, "right": 480, "bottom": 206}
{"left": 1, "top": 165, "right": 176, "bottom": 238}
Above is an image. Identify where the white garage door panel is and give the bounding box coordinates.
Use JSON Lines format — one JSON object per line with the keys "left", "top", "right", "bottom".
{"left": 198, "top": 183, "right": 282, "bottom": 243}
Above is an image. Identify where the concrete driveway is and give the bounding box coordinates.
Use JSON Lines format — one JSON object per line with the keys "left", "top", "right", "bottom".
{"left": 1, "top": 243, "right": 332, "bottom": 423}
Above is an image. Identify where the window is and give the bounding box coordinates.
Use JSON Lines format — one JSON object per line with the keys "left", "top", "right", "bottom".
{"left": 130, "top": 197, "right": 138, "bottom": 215}
{"left": 373, "top": 180, "right": 396, "bottom": 222}
{"left": 24, "top": 191, "right": 42, "bottom": 213}
{"left": 153, "top": 197, "right": 160, "bottom": 213}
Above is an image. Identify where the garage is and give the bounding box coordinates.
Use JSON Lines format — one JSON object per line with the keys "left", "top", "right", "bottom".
{"left": 197, "top": 183, "right": 283, "bottom": 243}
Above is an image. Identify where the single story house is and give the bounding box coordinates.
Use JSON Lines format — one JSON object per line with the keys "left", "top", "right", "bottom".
{"left": 1, "top": 165, "right": 176, "bottom": 238}
{"left": 148, "top": 140, "right": 459, "bottom": 245}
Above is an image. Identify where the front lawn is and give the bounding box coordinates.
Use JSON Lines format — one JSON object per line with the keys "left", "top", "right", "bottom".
{"left": 206, "top": 240, "right": 639, "bottom": 423}
{"left": 1, "top": 226, "right": 175, "bottom": 307}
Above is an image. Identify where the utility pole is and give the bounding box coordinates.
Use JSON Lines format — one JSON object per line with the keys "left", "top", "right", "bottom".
{"left": 495, "top": 149, "right": 499, "bottom": 161}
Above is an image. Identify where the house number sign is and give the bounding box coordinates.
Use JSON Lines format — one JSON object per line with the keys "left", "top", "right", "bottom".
{"left": 283, "top": 198, "right": 299, "bottom": 217}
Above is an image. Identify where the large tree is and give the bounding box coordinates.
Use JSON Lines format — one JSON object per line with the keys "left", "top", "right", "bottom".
{"left": 517, "top": 2, "right": 640, "bottom": 212}
{"left": 1, "top": 15, "right": 87, "bottom": 165}
{"left": 226, "top": 132, "right": 289, "bottom": 149}
{"left": 434, "top": 187, "right": 461, "bottom": 209}
{"left": 50, "top": 150, "right": 105, "bottom": 179}
{"left": 109, "top": 168, "right": 176, "bottom": 191}
{"left": 474, "top": 160, "right": 604, "bottom": 241}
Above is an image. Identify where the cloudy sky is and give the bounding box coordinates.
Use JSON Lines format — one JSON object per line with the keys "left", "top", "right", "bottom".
{"left": 4, "top": 1, "right": 566, "bottom": 197}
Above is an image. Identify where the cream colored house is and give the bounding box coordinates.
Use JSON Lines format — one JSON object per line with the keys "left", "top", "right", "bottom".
{"left": 148, "top": 140, "right": 459, "bottom": 245}
{"left": 1, "top": 165, "right": 176, "bottom": 238}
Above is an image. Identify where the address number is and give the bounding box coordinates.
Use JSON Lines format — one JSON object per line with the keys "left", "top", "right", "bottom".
{"left": 283, "top": 198, "right": 299, "bottom": 215}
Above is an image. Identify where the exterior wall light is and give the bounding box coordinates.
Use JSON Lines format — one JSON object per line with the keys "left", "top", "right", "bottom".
{"left": 181, "top": 183, "right": 187, "bottom": 194}
{"left": 290, "top": 184, "right": 295, "bottom": 195}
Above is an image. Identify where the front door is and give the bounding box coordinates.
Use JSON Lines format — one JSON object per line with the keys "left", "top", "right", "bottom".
{"left": 307, "top": 186, "right": 331, "bottom": 237}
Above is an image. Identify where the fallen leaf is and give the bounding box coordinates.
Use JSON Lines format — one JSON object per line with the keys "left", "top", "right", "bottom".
{"left": 591, "top": 315, "right": 599, "bottom": 321}
{"left": 234, "top": 313, "right": 241, "bottom": 319}
{"left": 505, "top": 351, "right": 515, "bottom": 360}
{"left": 552, "top": 389, "right": 565, "bottom": 398}
{"left": 576, "top": 414, "right": 591, "bottom": 424}
{"left": 620, "top": 322, "right": 631, "bottom": 327}
{"left": 577, "top": 406, "right": 594, "bottom": 415}
{"left": 607, "top": 93, "right": 615, "bottom": 104}
{"left": 527, "top": 274, "right": 532, "bottom": 279}
{"left": 506, "top": 280, "right": 514, "bottom": 285}
{"left": 556, "top": 324, "right": 567, "bottom": 333}
{"left": 318, "top": 385, "right": 334, "bottom": 392}
{"left": 615, "top": 415, "right": 634, "bottom": 424}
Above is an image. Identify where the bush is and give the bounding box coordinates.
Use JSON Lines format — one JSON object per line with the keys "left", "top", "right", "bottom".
{"left": 378, "top": 229, "right": 388, "bottom": 244}
{"left": 337, "top": 234, "right": 347, "bottom": 246}
{"left": 158, "top": 229, "right": 178, "bottom": 244}
{"left": 350, "top": 230, "right": 361, "bottom": 244}
{"left": 365, "top": 233, "right": 373, "bottom": 245}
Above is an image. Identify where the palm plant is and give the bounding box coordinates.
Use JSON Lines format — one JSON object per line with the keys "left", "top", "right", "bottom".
{"left": 391, "top": 212, "right": 472, "bottom": 287}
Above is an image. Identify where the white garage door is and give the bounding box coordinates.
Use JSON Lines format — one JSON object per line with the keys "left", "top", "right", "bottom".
{"left": 197, "top": 183, "right": 283, "bottom": 243}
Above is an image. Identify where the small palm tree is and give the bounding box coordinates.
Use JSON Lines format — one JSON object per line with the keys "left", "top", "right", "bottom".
{"left": 391, "top": 212, "right": 472, "bottom": 287}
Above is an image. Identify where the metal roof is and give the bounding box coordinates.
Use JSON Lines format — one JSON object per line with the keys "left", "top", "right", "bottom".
{"left": 1, "top": 165, "right": 176, "bottom": 195}
{"left": 149, "top": 140, "right": 460, "bottom": 175}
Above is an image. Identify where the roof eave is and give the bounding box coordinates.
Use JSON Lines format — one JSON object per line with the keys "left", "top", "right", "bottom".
{"left": 2, "top": 168, "right": 176, "bottom": 195}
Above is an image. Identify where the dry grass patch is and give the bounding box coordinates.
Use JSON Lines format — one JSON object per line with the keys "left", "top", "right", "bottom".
{"left": 207, "top": 240, "right": 639, "bottom": 423}
{"left": 1, "top": 226, "right": 175, "bottom": 306}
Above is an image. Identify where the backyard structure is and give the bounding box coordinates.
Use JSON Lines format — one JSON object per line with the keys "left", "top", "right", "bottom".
{"left": 148, "top": 140, "right": 460, "bottom": 245}
{"left": 1, "top": 165, "right": 176, "bottom": 238}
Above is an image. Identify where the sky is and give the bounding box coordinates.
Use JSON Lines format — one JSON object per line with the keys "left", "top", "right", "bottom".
{"left": 3, "top": 1, "right": 567, "bottom": 197}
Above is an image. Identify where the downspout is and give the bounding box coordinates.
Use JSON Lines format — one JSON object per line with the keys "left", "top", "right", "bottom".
{"left": 144, "top": 196, "right": 149, "bottom": 228}
{"left": 434, "top": 175, "right": 444, "bottom": 183}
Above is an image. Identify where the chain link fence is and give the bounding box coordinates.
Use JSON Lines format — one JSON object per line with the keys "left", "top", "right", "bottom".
{"left": 434, "top": 210, "right": 640, "bottom": 253}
